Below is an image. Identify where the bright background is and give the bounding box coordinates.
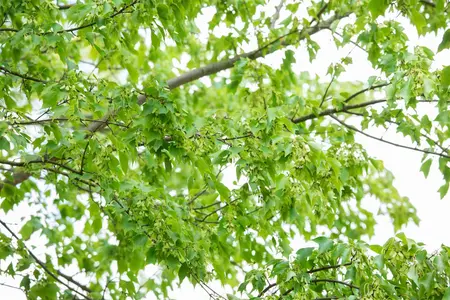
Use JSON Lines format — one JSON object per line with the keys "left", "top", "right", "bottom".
{"left": 1, "top": 1, "right": 450, "bottom": 299}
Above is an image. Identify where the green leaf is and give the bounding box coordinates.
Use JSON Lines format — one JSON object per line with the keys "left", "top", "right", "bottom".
{"left": 19, "top": 217, "right": 42, "bottom": 241}
{"left": 119, "top": 151, "right": 129, "bottom": 173}
{"left": 438, "top": 29, "right": 450, "bottom": 52}
{"left": 0, "top": 136, "right": 10, "bottom": 151}
{"left": 178, "top": 263, "right": 189, "bottom": 283}
{"left": 400, "top": 77, "right": 414, "bottom": 103}
{"left": 92, "top": 217, "right": 102, "bottom": 234}
{"left": 296, "top": 247, "right": 314, "bottom": 264}
{"left": 313, "top": 236, "right": 333, "bottom": 253}
{"left": 441, "top": 66, "right": 450, "bottom": 87}
{"left": 443, "top": 286, "right": 450, "bottom": 300}
{"left": 438, "top": 183, "right": 449, "bottom": 199}
{"left": 216, "top": 182, "right": 230, "bottom": 200}
{"left": 368, "top": 0, "right": 389, "bottom": 18}
{"left": 420, "top": 159, "right": 432, "bottom": 178}
{"left": 410, "top": 9, "right": 426, "bottom": 34}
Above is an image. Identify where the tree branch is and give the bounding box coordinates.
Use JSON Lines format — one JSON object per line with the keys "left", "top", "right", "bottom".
{"left": 9, "top": 118, "right": 128, "bottom": 128}
{"left": 0, "top": 66, "right": 48, "bottom": 83}
{"left": 59, "top": 0, "right": 138, "bottom": 34}
{"left": 329, "top": 115, "right": 450, "bottom": 159}
{"left": 167, "top": 13, "right": 347, "bottom": 90}
{"left": 311, "top": 279, "right": 359, "bottom": 289}
{"left": 270, "top": 0, "right": 284, "bottom": 29}
{"left": 281, "top": 279, "right": 359, "bottom": 297}
{"left": 343, "top": 110, "right": 449, "bottom": 154}
{"left": 89, "top": 13, "right": 350, "bottom": 133}
{"left": 343, "top": 83, "right": 389, "bottom": 103}
{"left": 258, "top": 255, "right": 356, "bottom": 297}
{"left": 292, "top": 99, "right": 387, "bottom": 123}
{"left": 0, "top": 158, "right": 82, "bottom": 175}
{"left": 0, "top": 1, "right": 137, "bottom": 35}
{"left": 0, "top": 219, "right": 93, "bottom": 298}
{"left": 292, "top": 98, "right": 440, "bottom": 124}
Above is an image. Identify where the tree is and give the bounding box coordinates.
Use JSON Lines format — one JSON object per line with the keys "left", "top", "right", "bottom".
{"left": 0, "top": 0, "right": 450, "bottom": 299}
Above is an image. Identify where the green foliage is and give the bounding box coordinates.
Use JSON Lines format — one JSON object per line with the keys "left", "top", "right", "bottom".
{"left": 0, "top": 0, "right": 449, "bottom": 299}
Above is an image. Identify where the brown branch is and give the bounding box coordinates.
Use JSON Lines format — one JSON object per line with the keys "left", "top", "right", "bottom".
{"left": 320, "top": 72, "right": 336, "bottom": 107}
{"left": 329, "top": 115, "right": 450, "bottom": 159}
{"left": 292, "top": 98, "right": 440, "bottom": 124}
{"left": 9, "top": 118, "right": 128, "bottom": 127}
{"left": 0, "top": 219, "right": 93, "bottom": 299}
{"left": 259, "top": 255, "right": 355, "bottom": 297}
{"left": 1, "top": 1, "right": 137, "bottom": 35}
{"left": 311, "top": 279, "right": 359, "bottom": 289}
{"left": 167, "top": 14, "right": 347, "bottom": 90}
{"left": 343, "top": 111, "right": 449, "bottom": 154}
{"left": 0, "top": 66, "right": 48, "bottom": 83}
{"left": 90, "top": 13, "right": 350, "bottom": 133}
{"left": 58, "top": 0, "right": 138, "bottom": 34}
{"left": 198, "top": 199, "right": 239, "bottom": 222}
{"left": 308, "top": 261, "right": 353, "bottom": 274}
{"left": 193, "top": 201, "right": 221, "bottom": 211}
{"left": 281, "top": 279, "right": 359, "bottom": 297}
{"left": 292, "top": 99, "right": 387, "bottom": 123}
{"left": 0, "top": 158, "right": 82, "bottom": 175}
{"left": 343, "top": 83, "right": 389, "bottom": 103}
{"left": 0, "top": 28, "right": 18, "bottom": 32}
{"left": 217, "top": 133, "right": 254, "bottom": 143}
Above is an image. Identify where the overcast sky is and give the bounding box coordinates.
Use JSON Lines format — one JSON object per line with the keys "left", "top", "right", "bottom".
{"left": 1, "top": 2, "right": 450, "bottom": 299}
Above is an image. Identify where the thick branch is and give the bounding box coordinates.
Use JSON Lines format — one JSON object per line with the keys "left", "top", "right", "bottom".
{"left": 89, "top": 13, "right": 350, "bottom": 133}
{"left": 166, "top": 13, "right": 347, "bottom": 90}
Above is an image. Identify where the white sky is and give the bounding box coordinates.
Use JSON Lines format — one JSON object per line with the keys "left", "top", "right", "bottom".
{"left": 1, "top": 2, "right": 450, "bottom": 299}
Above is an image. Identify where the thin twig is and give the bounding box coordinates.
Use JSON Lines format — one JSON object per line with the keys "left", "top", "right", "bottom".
{"left": 344, "top": 83, "right": 389, "bottom": 103}
{"left": 0, "top": 158, "right": 82, "bottom": 175}
{"left": 57, "top": 0, "right": 138, "bottom": 34}
{"left": 10, "top": 118, "right": 127, "bottom": 127}
{"left": 0, "top": 66, "right": 48, "bottom": 83}
{"left": 329, "top": 115, "right": 450, "bottom": 159}
{"left": 0, "top": 219, "right": 92, "bottom": 299}
{"left": 343, "top": 110, "right": 449, "bottom": 154}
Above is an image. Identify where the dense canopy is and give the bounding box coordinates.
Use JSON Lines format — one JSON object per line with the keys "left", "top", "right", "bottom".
{"left": 0, "top": 0, "right": 450, "bottom": 299}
